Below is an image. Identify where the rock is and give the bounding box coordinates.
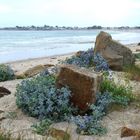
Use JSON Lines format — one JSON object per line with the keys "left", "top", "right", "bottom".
{"left": 121, "top": 127, "right": 136, "bottom": 137}
{"left": 75, "top": 51, "right": 84, "bottom": 57}
{"left": 121, "top": 127, "right": 140, "bottom": 138}
{"left": 94, "top": 31, "right": 135, "bottom": 71}
{"left": 15, "top": 64, "right": 55, "bottom": 78}
{"left": 0, "top": 87, "right": 11, "bottom": 98}
{"left": 50, "top": 122, "right": 79, "bottom": 140}
{"left": 56, "top": 64, "right": 102, "bottom": 112}
{"left": 0, "top": 113, "right": 6, "bottom": 121}
{"left": 24, "top": 65, "right": 46, "bottom": 77}
{"left": 138, "top": 43, "right": 140, "bottom": 46}
{"left": 48, "top": 128, "right": 70, "bottom": 140}
{"left": 15, "top": 72, "right": 26, "bottom": 79}
{"left": 0, "top": 110, "right": 4, "bottom": 114}
{"left": 44, "top": 64, "right": 54, "bottom": 68}
{"left": 136, "top": 49, "right": 140, "bottom": 52}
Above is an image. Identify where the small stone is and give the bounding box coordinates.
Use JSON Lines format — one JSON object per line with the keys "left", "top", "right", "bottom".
{"left": 121, "top": 127, "right": 140, "bottom": 138}
{"left": 48, "top": 128, "right": 70, "bottom": 140}
{"left": 75, "top": 51, "right": 84, "bottom": 57}
{"left": 24, "top": 65, "right": 46, "bottom": 77}
{"left": 136, "top": 49, "right": 140, "bottom": 52}
{"left": 0, "top": 87, "right": 11, "bottom": 98}
{"left": 15, "top": 72, "right": 25, "bottom": 79}
{"left": 44, "top": 64, "right": 54, "bottom": 68}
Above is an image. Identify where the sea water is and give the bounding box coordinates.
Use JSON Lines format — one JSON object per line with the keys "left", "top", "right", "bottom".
{"left": 0, "top": 30, "right": 140, "bottom": 63}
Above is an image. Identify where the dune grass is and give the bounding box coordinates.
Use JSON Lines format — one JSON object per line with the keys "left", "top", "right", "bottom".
{"left": 134, "top": 53, "right": 140, "bottom": 60}
{"left": 123, "top": 64, "right": 140, "bottom": 81}
{"left": 0, "top": 133, "right": 20, "bottom": 140}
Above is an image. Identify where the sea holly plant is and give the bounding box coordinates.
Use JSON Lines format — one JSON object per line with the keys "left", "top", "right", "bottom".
{"left": 32, "top": 118, "right": 53, "bottom": 135}
{"left": 93, "top": 53, "right": 109, "bottom": 72}
{"left": 16, "top": 47, "right": 135, "bottom": 136}
{"left": 16, "top": 74, "right": 134, "bottom": 136}
{"left": 0, "top": 64, "right": 15, "bottom": 82}
{"left": 16, "top": 74, "right": 77, "bottom": 121}
{"left": 63, "top": 48, "right": 109, "bottom": 72}
{"left": 71, "top": 92, "right": 112, "bottom": 135}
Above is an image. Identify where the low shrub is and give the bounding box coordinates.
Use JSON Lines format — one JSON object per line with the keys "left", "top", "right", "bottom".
{"left": 0, "top": 64, "right": 15, "bottom": 82}
{"left": 0, "top": 133, "right": 10, "bottom": 140}
{"left": 100, "top": 77, "right": 134, "bottom": 106}
{"left": 134, "top": 53, "right": 140, "bottom": 60}
{"left": 32, "top": 118, "right": 52, "bottom": 135}
{"left": 63, "top": 48, "right": 109, "bottom": 71}
{"left": 16, "top": 75, "right": 76, "bottom": 120}
{"left": 0, "top": 133, "right": 20, "bottom": 140}
{"left": 72, "top": 78, "right": 134, "bottom": 135}
{"left": 16, "top": 48, "right": 134, "bottom": 136}
{"left": 71, "top": 92, "right": 112, "bottom": 135}
{"left": 16, "top": 74, "right": 134, "bottom": 136}
{"left": 123, "top": 65, "right": 140, "bottom": 81}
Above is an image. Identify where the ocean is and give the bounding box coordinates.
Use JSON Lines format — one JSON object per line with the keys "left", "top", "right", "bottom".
{"left": 0, "top": 30, "right": 140, "bottom": 63}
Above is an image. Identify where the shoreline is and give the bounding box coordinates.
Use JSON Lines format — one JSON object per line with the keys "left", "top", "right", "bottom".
{"left": 6, "top": 52, "right": 74, "bottom": 74}
{"left": 5, "top": 52, "right": 74, "bottom": 65}
{"left": 1, "top": 43, "right": 139, "bottom": 74}
{"left": 3, "top": 43, "right": 139, "bottom": 64}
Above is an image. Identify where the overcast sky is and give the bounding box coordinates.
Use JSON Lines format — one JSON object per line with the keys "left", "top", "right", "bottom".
{"left": 0, "top": 0, "right": 140, "bottom": 27}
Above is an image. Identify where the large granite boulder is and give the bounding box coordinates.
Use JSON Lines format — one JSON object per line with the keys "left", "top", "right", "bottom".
{"left": 94, "top": 31, "right": 135, "bottom": 70}
{"left": 56, "top": 64, "right": 102, "bottom": 112}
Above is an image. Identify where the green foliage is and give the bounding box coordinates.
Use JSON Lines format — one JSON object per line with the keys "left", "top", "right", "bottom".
{"left": 0, "top": 133, "right": 20, "bottom": 140}
{"left": 0, "top": 64, "right": 15, "bottom": 82}
{"left": 72, "top": 92, "right": 112, "bottom": 135}
{"left": 0, "top": 134, "right": 10, "bottom": 140}
{"left": 5, "top": 112, "right": 17, "bottom": 119}
{"left": 15, "top": 52, "right": 135, "bottom": 136}
{"left": 100, "top": 77, "right": 134, "bottom": 106}
{"left": 72, "top": 77, "right": 134, "bottom": 136}
{"left": 16, "top": 75, "right": 76, "bottom": 120}
{"left": 123, "top": 64, "right": 140, "bottom": 81}
{"left": 63, "top": 49, "right": 109, "bottom": 71}
{"left": 16, "top": 73, "right": 134, "bottom": 136}
{"left": 32, "top": 118, "right": 52, "bottom": 135}
{"left": 134, "top": 53, "right": 140, "bottom": 60}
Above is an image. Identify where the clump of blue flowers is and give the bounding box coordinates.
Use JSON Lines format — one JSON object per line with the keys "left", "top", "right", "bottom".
{"left": 16, "top": 48, "right": 134, "bottom": 136}
{"left": 0, "top": 64, "right": 15, "bottom": 82}
{"left": 71, "top": 92, "right": 112, "bottom": 135}
{"left": 64, "top": 48, "right": 109, "bottom": 72}
{"left": 16, "top": 74, "right": 76, "bottom": 121}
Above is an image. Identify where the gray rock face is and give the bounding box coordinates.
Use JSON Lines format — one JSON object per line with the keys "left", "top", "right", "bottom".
{"left": 56, "top": 64, "right": 102, "bottom": 112}
{"left": 94, "top": 31, "right": 135, "bottom": 70}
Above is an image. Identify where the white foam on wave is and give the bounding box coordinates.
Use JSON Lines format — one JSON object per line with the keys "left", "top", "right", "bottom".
{"left": 0, "top": 30, "right": 140, "bottom": 63}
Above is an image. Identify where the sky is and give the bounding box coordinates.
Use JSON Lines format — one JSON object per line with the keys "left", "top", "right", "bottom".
{"left": 0, "top": 0, "right": 140, "bottom": 27}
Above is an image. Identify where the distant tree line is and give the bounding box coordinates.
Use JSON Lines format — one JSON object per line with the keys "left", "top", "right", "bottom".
{"left": 0, "top": 25, "right": 140, "bottom": 31}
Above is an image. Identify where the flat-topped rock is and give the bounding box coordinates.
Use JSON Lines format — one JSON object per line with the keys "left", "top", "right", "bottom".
{"left": 56, "top": 64, "right": 102, "bottom": 112}
{"left": 23, "top": 65, "right": 46, "bottom": 77}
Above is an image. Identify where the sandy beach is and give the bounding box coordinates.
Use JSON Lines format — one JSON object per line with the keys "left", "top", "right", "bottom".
{"left": 6, "top": 53, "right": 74, "bottom": 74}
{"left": 3, "top": 43, "right": 139, "bottom": 74}
{"left": 0, "top": 43, "right": 140, "bottom": 139}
